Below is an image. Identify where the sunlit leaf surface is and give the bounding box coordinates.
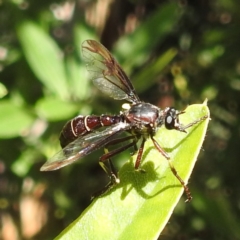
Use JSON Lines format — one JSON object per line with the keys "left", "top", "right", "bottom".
{"left": 56, "top": 103, "right": 209, "bottom": 240}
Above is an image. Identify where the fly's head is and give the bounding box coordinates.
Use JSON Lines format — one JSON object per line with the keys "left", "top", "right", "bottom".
{"left": 163, "top": 107, "right": 186, "bottom": 133}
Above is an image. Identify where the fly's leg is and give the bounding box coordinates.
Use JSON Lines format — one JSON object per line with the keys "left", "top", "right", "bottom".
{"left": 99, "top": 135, "right": 138, "bottom": 185}
{"left": 134, "top": 138, "right": 146, "bottom": 171}
{"left": 151, "top": 136, "right": 192, "bottom": 202}
{"left": 91, "top": 135, "right": 138, "bottom": 198}
{"left": 175, "top": 114, "right": 208, "bottom": 133}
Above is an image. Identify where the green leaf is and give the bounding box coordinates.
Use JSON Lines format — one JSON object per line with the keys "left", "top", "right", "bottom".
{"left": 11, "top": 148, "right": 39, "bottom": 177}
{"left": 132, "top": 48, "right": 178, "bottom": 93}
{"left": 0, "top": 100, "right": 34, "bottom": 138}
{"left": 65, "top": 56, "right": 90, "bottom": 101}
{"left": 36, "top": 97, "right": 79, "bottom": 121}
{"left": 17, "top": 21, "right": 69, "bottom": 99}
{"left": 54, "top": 102, "right": 209, "bottom": 240}
{"left": 0, "top": 82, "right": 8, "bottom": 98}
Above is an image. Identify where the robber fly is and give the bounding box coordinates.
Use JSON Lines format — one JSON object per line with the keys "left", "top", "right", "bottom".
{"left": 40, "top": 40, "right": 207, "bottom": 202}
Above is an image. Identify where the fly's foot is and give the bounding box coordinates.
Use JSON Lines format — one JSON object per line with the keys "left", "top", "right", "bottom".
{"left": 91, "top": 176, "right": 120, "bottom": 200}
{"left": 136, "top": 168, "right": 146, "bottom": 174}
{"left": 110, "top": 173, "right": 120, "bottom": 185}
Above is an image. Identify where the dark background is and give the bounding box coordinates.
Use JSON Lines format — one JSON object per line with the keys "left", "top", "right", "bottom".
{"left": 0, "top": 0, "right": 239, "bottom": 239}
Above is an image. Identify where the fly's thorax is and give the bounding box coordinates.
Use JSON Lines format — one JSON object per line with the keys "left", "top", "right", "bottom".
{"left": 123, "top": 102, "right": 164, "bottom": 135}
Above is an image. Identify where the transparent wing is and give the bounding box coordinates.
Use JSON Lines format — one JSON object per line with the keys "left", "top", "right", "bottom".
{"left": 82, "top": 40, "right": 140, "bottom": 103}
{"left": 40, "top": 122, "right": 131, "bottom": 171}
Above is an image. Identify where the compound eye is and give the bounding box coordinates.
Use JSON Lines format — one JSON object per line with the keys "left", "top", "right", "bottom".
{"left": 165, "top": 114, "right": 175, "bottom": 129}
{"left": 165, "top": 107, "right": 177, "bottom": 130}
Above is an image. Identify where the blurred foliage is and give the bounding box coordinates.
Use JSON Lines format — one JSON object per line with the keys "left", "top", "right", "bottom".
{"left": 0, "top": 0, "right": 240, "bottom": 239}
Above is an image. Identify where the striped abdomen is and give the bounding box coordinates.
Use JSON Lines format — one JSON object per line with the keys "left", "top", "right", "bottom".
{"left": 59, "top": 115, "right": 123, "bottom": 148}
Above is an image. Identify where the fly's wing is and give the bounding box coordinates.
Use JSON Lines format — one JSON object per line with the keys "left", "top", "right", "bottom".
{"left": 40, "top": 122, "right": 131, "bottom": 171}
{"left": 82, "top": 40, "right": 140, "bottom": 103}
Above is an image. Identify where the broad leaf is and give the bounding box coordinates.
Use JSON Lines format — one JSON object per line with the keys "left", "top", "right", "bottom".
{"left": 17, "top": 21, "right": 69, "bottom": 99}
{"left": 55, "top": 102, "right": 210, "bottom": 240}
{"left": 0, "top": 100, "right": 34, "bottom": 138}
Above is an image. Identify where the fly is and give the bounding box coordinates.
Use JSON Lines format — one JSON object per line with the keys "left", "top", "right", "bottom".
{"left": 40, "top": 40, "right": 208, "bottom": 202}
